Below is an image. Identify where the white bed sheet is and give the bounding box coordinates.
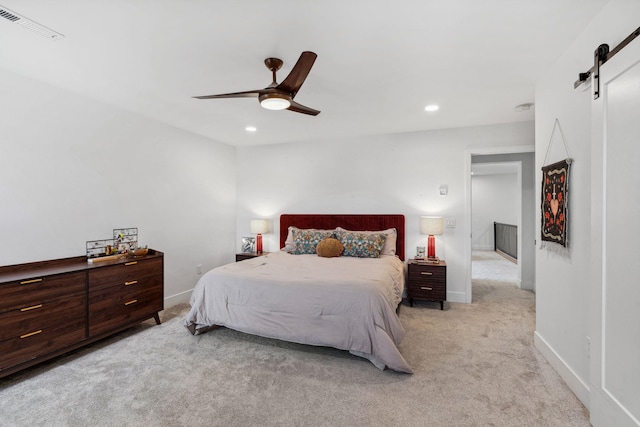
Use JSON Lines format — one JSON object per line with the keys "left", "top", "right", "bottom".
{"left": 184, "top": 251, "right": 412, "bottom": 373}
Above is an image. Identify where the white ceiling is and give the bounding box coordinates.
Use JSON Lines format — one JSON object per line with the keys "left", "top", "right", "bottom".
{"left": 0, "top": 1, "right": 607, "bottom": 146}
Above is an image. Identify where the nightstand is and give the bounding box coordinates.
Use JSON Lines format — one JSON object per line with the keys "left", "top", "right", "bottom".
{"left": 407, "top": 259, "right": 447, "bottom": 310}
{"left": 235, "top": 252, "right": 268, "bottom": 262}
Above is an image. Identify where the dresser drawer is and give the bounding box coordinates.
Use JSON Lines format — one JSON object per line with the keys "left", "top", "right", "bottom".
{"left": 88, "top": 257, "right": 163, "bottom": 291}
{"left": 88, "top": 283, "right": 163, "bottom": 336}
{"left": 0, "top": 295, "right": 86, "bottom": 341}
{"left": 0, "top": 271, "right": 86, "bottom": 314}
{"left": 0, "top": 295, "right": 86, "bottom": 370}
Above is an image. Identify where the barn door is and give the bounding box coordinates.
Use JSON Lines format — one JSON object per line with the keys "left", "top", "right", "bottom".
{"left": 589, "top": 35, "right": 640, "bottom": 427}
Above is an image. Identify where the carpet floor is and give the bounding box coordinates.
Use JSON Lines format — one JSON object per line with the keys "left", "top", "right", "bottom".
{"left": 0, "top": 252, "right": 590, "bottom": 426}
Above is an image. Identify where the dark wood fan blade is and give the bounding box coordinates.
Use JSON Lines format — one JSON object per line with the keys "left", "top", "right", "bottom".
{"left": 193, "top": 89, "right": 267, "bottom": 99}
{"left": 277, "top": 51, "right": 317, "bottom": 98}
{"left": 287, "top": 100, "right": 320, "bottom": 116}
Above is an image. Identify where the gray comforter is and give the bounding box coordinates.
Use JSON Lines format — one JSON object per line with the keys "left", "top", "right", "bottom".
{"left": 184, "top": 251, "right": 412, "bottom": 373}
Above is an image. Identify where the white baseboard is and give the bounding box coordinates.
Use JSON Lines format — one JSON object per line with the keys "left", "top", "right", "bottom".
{"left": 164, "top": 289, "right": 192, "bottom": 308}
{"left": 534, "top": 331, "right": 590, "bottom": 409}
{"left": 446, "top": 291, "right": 466, "bottom": 303}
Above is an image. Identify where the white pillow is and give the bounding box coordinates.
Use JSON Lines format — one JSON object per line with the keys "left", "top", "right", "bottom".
{"left": 335, "top": 227, "right": 397, "bottom": 256}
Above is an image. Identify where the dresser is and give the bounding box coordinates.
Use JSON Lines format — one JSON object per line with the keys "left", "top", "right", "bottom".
{"left": 407, "top": 259, "right": 447, "bottom": 310}
{"left": 0, "top": 250, "right": 163, "bottom": 378}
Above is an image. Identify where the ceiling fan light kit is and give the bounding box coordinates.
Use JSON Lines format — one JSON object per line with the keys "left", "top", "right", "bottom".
{"left": 260, "top": 93, "right": 291, "bottom": 110}
{"left": 194, "top": 51, "right": 320, "bottom": 116}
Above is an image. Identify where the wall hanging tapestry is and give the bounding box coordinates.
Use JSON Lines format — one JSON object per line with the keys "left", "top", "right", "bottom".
{"left": 541, "top": 119, "right": 573, "bottom": 252}
{"left": 541, "top": 159, "right": 571, "bottom": 248}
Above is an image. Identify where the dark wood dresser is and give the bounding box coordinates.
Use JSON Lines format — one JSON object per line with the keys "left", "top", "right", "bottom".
{"left": 0, "top": 250, "right": 163, "bottom": 378}
{"left": 407, "top": 259, "right": 447, "bottom": 310}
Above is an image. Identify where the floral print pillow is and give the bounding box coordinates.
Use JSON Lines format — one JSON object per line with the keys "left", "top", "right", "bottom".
{"left": 336, "top": 231, "right": 387, "bottom": 258}
{"left": 291, "top": 229, "right": 335, "bottom": 255}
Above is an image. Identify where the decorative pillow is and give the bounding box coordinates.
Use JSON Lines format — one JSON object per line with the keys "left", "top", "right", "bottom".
{"left": 316, "top": 237, "right": 344, "bottom": 258}
{"left": 291, "top": 229, "right": 335, "bottom": 255}
{"left": 336, "top": 230, "right": 387, "bottom": 258}
{"left": 283, "top": 227, "right": 336, "bottom": 251}
{"left": 336, "top": 227, "right": 397, "bottom": 256}
{"left": 281, "top": 226, "right": 298, "bottom": 251}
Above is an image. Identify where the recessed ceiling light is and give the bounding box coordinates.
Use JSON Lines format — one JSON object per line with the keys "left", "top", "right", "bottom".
{"left": 245, "top": 126, "right": 257, "bottom": 132}
{"left": 424, "top": 104, "right": 440, "bottom": 112}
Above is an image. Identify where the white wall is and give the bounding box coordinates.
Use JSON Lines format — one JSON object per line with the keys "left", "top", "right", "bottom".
{"left": 471, "top": 173, "right": 518, "bottom": 251}
{"left": 236, "top": 121, "right": 534, "bottom": 303}
{"left": 534, "top": 0, "right": 640, "bottom": 411}
{"left": 0, "top": 68, "right": 237, "bottom": 306}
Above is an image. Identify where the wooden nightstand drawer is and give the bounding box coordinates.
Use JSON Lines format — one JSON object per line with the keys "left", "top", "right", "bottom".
{"left": 408, "top": 267, "right": 446, "bottom": 284}
{"left": 407, "top": 260, "right": 447, "bottom": 310}
{"left": 407, "top": 284, "right": 446, "bottom": 301}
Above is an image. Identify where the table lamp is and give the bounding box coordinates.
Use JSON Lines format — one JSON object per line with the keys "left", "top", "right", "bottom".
{"left": 250, "top": 219, "right": 268, "bottom": 254}
{"left": 420, "top": 216, "right": 443, "bottom": 261}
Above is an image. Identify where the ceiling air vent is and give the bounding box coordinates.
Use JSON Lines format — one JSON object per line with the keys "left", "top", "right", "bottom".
{"left": 0, "top": 5, "right": 64, "bottom": 40}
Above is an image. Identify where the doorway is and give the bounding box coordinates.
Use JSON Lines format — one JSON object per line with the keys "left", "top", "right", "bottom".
{"left": 471, "top": 160, "right": 521, "bottom": 286}
{"left": 464, "top": 148, "right": 535, "bottom": 303}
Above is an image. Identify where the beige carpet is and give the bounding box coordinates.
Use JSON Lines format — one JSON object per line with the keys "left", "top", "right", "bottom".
{"left": 0, "top": 255, "right": 589, "bottom": 426}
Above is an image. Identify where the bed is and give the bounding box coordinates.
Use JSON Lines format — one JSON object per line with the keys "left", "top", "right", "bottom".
{"left": 184, "top": 214, "right": 412, "bottom": 373}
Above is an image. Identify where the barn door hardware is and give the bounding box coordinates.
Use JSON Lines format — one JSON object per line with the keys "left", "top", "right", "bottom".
{"left": 574, "top": 26, "right": 640, "bottom": 99}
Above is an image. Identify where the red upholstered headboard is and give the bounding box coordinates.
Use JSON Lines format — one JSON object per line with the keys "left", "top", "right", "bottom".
{"left": 280, "top": 214, "right": 405, "bottom": 260}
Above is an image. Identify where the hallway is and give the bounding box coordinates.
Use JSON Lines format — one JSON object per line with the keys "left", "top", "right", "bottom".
{"left": 472, "top": 250, "right": 518, "bottom": 286}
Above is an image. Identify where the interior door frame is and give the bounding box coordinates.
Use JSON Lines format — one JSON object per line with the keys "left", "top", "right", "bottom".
{"left": 464, "top": 145, "right": 534, "bottom": 303}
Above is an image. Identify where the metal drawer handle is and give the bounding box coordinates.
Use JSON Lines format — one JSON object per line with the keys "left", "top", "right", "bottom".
{"left": 20, "top": 304, "right": 43, "bottom": 312}
{"left": 420, "top": 287, "right": 433, "bottom": 291}
{"left": 124, "top": 299, "right": 138, "bottom": 306}
{"left": 420, "top": 272, "right": 433, "bottom": 276}
{"left": 124, "top": 280, "right": 138, "bottom": 286}
{"left": 20, "top": 330, "right": 43, "bottom": 339}
{"left": 20, "top": 278, "right": 43, "bottom": 285}
{"left": 124, "top": 261, "right": 138, "bottom": 266}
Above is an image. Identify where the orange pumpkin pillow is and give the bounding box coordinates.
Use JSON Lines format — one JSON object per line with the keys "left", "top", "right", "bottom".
{"left": 316, "top": 237, "right": 344, "bottom": 258}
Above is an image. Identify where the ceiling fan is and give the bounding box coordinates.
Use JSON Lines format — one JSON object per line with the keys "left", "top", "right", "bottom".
{"left": 193, "top": 51, "right": 320, "bottom": 116}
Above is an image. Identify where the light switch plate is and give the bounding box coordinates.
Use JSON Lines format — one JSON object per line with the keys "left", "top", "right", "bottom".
{"left": 444, "top": 218, "right": 456, "bottom": 228}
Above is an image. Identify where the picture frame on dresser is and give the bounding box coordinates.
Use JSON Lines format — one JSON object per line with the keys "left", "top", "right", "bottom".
{"left": 241, "top": 237, "right": 255, "bottom": 253}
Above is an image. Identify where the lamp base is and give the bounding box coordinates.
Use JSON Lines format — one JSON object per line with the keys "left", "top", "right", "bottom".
{"left": 256, "top": 233, "right": 263, "bottom": 254}
{"left": 427, "top": 234, "right": 436, "bottom": 258}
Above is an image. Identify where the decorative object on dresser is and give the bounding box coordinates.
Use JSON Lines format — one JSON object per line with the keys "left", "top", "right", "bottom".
{"left": 407, "top": 259, "right": 447, "bottom": 310}
{"left": 250, "top": 219, "right": 269, "bottom": 254}
{"left": 419, "top": 216, "right": 443, "bottom": 262}
{"left": 0, "top": 249, "right": 164, "bottom": 379}
{"left": 235, "top": 252, "right": 268, "bottom": 262}
{"left": 86, "top": 227, "right": 145, "bottom": 263}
